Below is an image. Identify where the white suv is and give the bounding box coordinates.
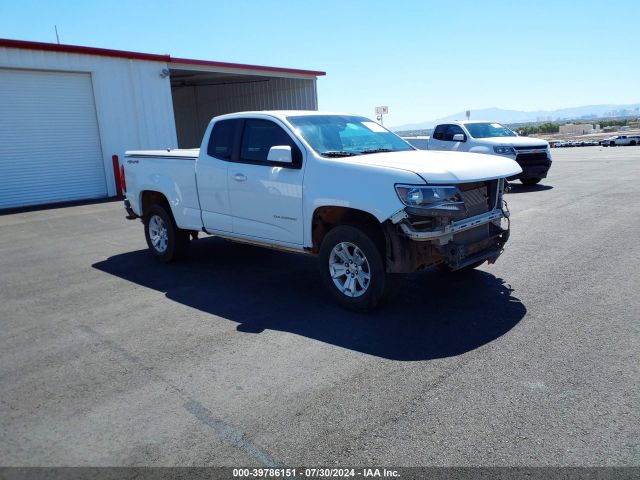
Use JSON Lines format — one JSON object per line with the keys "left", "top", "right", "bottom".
{"left": 427, "top": 121, "right": 552, "bottom": 186}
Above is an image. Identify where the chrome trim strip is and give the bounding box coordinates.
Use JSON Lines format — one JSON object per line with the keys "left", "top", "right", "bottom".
{"left": 125, "top": 154, "right": 198, "bottom": 160}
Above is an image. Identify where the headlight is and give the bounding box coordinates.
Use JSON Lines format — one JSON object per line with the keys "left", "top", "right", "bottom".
{"left": 493, "top": 146, "right": 516, "bottom": 155}
{"left": 395, "top": 185, "right": 466, "bottom": 217}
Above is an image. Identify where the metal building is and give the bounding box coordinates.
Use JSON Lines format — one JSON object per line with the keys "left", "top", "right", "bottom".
{"left": 0, "top": 39, "right": 324, "bottom": 209}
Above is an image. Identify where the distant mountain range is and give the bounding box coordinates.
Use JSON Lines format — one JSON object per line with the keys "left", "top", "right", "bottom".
{"left": 391, "top": 103, "right": 640, "bottom": 132}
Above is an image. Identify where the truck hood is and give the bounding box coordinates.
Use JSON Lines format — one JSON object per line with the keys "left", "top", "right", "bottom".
{"left": 473, "top": 136, "right": 549, "bottom": 147}
{"left": 346, "top": 150, "right": 522, "bottom": 184}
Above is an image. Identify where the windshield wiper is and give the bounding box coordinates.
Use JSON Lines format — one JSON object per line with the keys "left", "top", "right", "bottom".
{"left": 360, "top": 148, "right": 394, "bottom": 154}
{"left": 321, "top": 151, "right": 360, "bottom": 157}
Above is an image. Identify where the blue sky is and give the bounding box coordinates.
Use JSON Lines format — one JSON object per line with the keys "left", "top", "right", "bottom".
{"left": 2, "top": 0, "right": 638, "bottom": 126}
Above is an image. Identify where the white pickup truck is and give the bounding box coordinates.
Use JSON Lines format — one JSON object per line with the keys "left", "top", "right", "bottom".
{"left": 607, "top": 135, "right": 640, "bottom": 146}
{"left": 406, "top": 120, "right": 552, "bottom": 186}
{"left": 122, "top": 111, "right": 521, "bottom": 311}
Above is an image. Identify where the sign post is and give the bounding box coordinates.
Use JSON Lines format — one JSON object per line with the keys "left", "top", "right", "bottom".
{"left": 375, "top": 106, "right": 389, "bottom": 125}
{"left": 466, "top": 110, "right": 471, "bottom": 120}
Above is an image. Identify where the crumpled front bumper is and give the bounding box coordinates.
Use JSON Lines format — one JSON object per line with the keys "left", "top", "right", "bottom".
{"left": 435, "top": 225, "right": 510, "bottom": 270}
{"left": 397, "top": 208, "right": 507, "bottom": 244}
{"left": 389, "top": 205, "right": 511, "bottom": 272}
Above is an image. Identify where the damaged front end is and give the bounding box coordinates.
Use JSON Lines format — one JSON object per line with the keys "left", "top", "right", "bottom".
{"left": 384, "top": 179, "right": 511, "bottom": 273}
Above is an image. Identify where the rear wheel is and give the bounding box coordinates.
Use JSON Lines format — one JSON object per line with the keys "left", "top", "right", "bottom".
{"left": 319, "top": 225, "right": 387, "bottom": 312}
{"left": 144, "top": 204, "right": 189, "bottom": 263}
{"left": 521, "top": 177, "right": 542, "bottom": 186}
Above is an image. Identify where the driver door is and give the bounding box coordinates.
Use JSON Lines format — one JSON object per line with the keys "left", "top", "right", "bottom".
{"left": 227, "top": 118, "right": 305, "bottom": 245}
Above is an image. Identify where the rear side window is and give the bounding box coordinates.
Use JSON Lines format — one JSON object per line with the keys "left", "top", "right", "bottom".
{"left": 240, "top": 119, "right": 301, "bottom": 166}
{"left": 443, "top": 124, "right": 465, "bottom": 141}
{"left": 207, "top": 119, "right": 239, "bottom": 160}
{"left": 433, "top": 125, "right": 446, "bottom": 140}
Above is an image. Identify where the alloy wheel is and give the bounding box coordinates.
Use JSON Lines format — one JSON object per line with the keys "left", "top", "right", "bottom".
{"left": 148, "top": 214, "right": 168, "bottom": 253}
{"left": 328, "top": 241, "right": 371, "bottom": 297}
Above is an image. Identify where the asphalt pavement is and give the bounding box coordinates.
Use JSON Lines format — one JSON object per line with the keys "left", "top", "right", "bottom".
{"left": 0, "top": 146, "right": 638, "bottom": 466}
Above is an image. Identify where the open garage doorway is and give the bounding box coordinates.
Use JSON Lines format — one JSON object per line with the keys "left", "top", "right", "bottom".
{"left": 169, "top": 64, "right": 321, "bottom": 148}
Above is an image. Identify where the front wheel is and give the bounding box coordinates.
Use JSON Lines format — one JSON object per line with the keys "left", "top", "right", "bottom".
{"left": 319, "top": 225, "right": 387, "bottom": 312}
{"left": 144, "top": 204, "right": 189, "bottom": 263}
{"left": 521, "top": 177, "right": 542, "bottom": 186}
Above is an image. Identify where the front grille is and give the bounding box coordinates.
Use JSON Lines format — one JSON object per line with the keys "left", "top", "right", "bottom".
{"left": 459, "top": 182, "right": 490, "bottom": 217}
{"left": 516, "top": 152, "right": 549, "bottom": 166}
{"left": 514, "top": 145, "right": 547, "bottom": 151}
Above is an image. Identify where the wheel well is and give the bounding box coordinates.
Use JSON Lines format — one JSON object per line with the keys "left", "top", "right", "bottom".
{"left": 140, "top": 191, "right": 171, "bottom": 218}
{"left": 311, "top": 206, "right": 385, "bottom": 253}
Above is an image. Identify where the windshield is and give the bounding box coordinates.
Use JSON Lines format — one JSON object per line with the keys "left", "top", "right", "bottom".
{"left": 465, "top": 122, "right": 517, "bottom": 139}
{"left": 287, "top": 115, "right": 413, "bottom": 156}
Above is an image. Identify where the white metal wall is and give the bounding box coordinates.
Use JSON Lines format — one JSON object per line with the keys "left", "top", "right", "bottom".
{"left": 0, "top": 47, "right": 178, "bottom": 199}
{"left": 172, "top": 77, "right": 318, "bottom": 148}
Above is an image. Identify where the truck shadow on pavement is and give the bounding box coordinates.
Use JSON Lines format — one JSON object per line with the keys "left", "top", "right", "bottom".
{"left": 93, "top": 238, "right": 526, "bottom": 361}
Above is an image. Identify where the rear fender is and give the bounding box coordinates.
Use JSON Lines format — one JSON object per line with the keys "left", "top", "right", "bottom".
{"left": 134, "top": 173, "right": 200, "bottom": 229}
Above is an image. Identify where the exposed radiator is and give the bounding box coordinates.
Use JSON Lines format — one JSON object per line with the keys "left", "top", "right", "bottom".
{"left": 460, "top": 183, "right": 489, "bottom": 217}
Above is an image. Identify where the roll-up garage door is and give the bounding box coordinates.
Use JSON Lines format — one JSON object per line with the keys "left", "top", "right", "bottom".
{"left": 0, "top": 69, "right": 107, "bottom": 209}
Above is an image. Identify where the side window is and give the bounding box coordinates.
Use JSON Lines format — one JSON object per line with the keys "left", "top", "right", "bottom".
{"left": 207, "top": 119, "right": 238, "bottom": 160}
{"left": 433, "top": 125, "right": 446, "bottom": 140}
{"left": 444, "top": 124, "right": 465, "bottom": 141}
{"left": 240, "top": 119, "right": 301, "bottom": 166}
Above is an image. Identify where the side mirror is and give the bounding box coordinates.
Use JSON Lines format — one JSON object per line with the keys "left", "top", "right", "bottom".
{"left": 267, "top": 145, "right": 292, "bottom": 164}
{"left": 452, "top": 133, "right": 466, "bottom": 142}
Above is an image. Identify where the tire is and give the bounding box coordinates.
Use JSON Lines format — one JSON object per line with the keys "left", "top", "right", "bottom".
{"left": 521, "top": 177, "right": 542, "bottom": 186}
{"left": 631, "top": 141, "right": 637, "bottom": 146}
{"left": 438, "top": 260, "right": 485, "bottom": 274}
{"left": 144, "top": 204, "right": 189, "bottom": 263}
{"left": 318, "top": 225, "right": 387, "bottom": 312}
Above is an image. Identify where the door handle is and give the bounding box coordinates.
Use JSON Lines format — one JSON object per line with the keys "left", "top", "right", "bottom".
{"left": 232, "top": 173, "right": 247, "bottom": 182}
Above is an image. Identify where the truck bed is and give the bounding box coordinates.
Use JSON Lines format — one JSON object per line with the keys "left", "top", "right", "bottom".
{"left": 123, "top": 149, "right": 203, "bottom": 230}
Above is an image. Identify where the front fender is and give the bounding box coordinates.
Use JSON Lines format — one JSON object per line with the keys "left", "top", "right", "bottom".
{"left": 302, "top": 158, "right": 423, "bottom": 248}
{"left": 468, "top": 145, "right": 493, "bottom": 155}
